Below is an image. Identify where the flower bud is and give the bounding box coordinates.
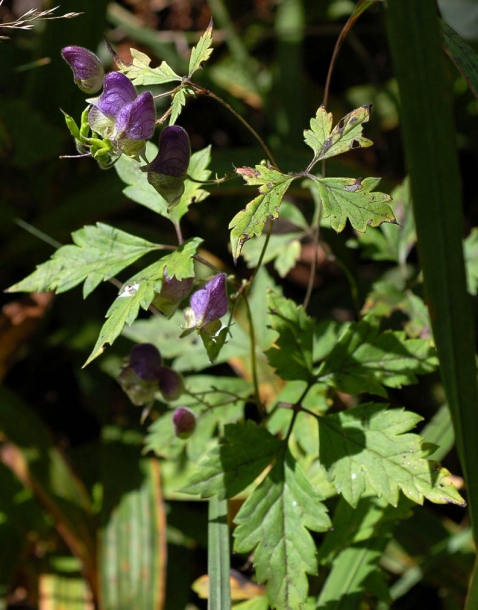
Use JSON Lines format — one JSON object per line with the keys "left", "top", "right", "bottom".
{"left": 129, "top": 343, "right": 162, "bottom": 382}
{"left": 158, "top": 367, "right": 184, "bottom": 401}
{"left": 188, "top": 273, "right": 228, "bottom": 330}
{"left": 61, "top": 46, "right": 105, "bottom": 94}
{"left": 153, "top": 270, "right": 194, "bottom": 316}
{"left": 118, "top": 365, "right": 156, "bottom": 406}
{"left": 172, "top": 407, "right": 197, "bottom": 439}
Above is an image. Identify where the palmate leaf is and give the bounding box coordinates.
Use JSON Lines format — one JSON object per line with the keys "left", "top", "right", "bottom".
{"left": 85, "top": 237, "right": 202, "bottom": 365}
{"left": 182, "top": 421, "right": 283, "bottom": 499}
{"left": 117, "top": 48, "right": 181, "bottom": 86}
{"left": 318, "top": 402, "right": 466, "bottom": 508}
{"left": 230, "top": 164, "right": 295, "bottom": 262}
{"left": 233, "top": 448, "right": 331, "bottom": 610}
{"left": 315, "top": 318, "right": 438, "bottom": 397}
{"left": 304, "top": 105, "right": 373, "bottom": 166}
{"left": 188, "top": 19, "right": 214, "bottom": 77}
{"left": 317, "top": 176, "right": 395, "bottom": 233}
{"left": 6, "top": 223, "right": 159, "bottom": 298}
{"left": 115, "top": 142, "right": 211, "bottom": 224}
{"left": 265, "top": 291, "right": 314, "bottom": 382}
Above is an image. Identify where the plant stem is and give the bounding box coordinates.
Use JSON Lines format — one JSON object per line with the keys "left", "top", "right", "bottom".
{"left": 242, "top": 292, "right": 266, "bottom": 418}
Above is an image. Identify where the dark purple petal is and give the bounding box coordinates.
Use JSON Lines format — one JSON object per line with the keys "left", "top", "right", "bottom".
{"left": 172, "top": 407, "right": 197, "bottom": 438}
{"left": 115, "top": 91, "right": 156, "bottom": 140}
{"left": 129, "top": 343, "right": 162, "bottom": 381}
{"left": 190, "top": 273, "right": 228, "bottom": 328}
{"left": 158, "top": 367, "right": 184, "bottom": 401}
{"left": 147, "top": 126, "right": 191, "bottom": 177}
{"left": 61, "top": 46, "right": 104, "bottom": 93}
{"left": 93, "top": 72, "right": 137, "bottom": 118}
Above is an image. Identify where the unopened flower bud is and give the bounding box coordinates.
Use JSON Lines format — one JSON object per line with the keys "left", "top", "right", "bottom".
{"left": 129, "top": 343, "right": 162, "bottom": 382}
{"left": 61, "top": 46, "right": 104, "bottom": 94}
{"left": 118, "top": 365, "right": 155, "bottom": 406}
{"left": 158, "top": 367, "right": 184, "bottom": 401}
{"left": 153, "top": 270, "right": 194, "bottom": 316}
{"left": 172, "top": 407, "right": 197, "bottom": 439}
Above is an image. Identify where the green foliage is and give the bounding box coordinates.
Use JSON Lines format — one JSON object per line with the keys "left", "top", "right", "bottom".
{"left": 6, "top": 223, "right": 160, "bottom": 298}
{"left": 233, "top": 448, "right": 331, "bottom": 610}
{"left": 319, "top": 402, "right": 465, "bottom": 507}
{"left": 3, "top": 4, "right": 476, "bottom": 610}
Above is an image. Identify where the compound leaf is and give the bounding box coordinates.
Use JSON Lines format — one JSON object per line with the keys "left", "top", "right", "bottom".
{"left": 318, "top": 402, "right": 466, "bottom": 508}
{"left": 304, "top": 105, "right": 373, "bottom": 167}
{"left": 230, "top": 165, "right": 295, "bottom": 262}
{"left": 6, "top": 223, "right": 158, "bottom": 298}
{"left": 266, "top": 291, "right": 314, "bottom": 382}
{"left": 117, "top": 48, "right": 181, "bottom": 86}
{"left": 316, "top": 319, "right": 438, "bottom": 397}
{"left": 233, "top": 449, "right": 331, "bottom": 609}
{"left": 189, "top": 19, "right": 214, "bottom": 77}
{"left": 317, "top": 176, "right": 395, "bottom": 233}
{"left": 85, "top": 237, "right": 202, "bottom": 365}
{"left": 182, "top": 421, "right": 283, "bottom": 499}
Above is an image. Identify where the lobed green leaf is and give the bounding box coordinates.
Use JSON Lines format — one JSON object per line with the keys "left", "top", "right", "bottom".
{"left": 318, "top": 402, "right": 466, "bottom": 508}
{"left": 230, "top": 165, "right": 295, "bottom": 262}
{"left": 117, "top": 48, "right": 181, "bottom": 86}
{"left": 233, "top": 449, "right": 331, "bottom": 609}
{"left": 316, "top": 318, "right": 438, "bottom": 396}
{"left": 6, "top": 223, "right": 159, "bottom": 298}
{"left": 181, "top": 421, "right": 283, "bottom": 499}
{"left": 188, "top": 19, "right": 214, "bottom": 77}
{"left": 84, "top": 237, "right": 202, "bottom": 365}
{"left": 304, "top": 105, "right": 373, "bottom": 167}
{"left": 265, "top": 291, "right": 315, "bottom": 382}
{"left": 317, "top": 176, "right": 395, "bottom": 233}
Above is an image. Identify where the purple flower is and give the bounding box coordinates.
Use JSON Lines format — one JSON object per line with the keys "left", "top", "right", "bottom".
{"left": 172, "top": 407, "right": 197, "bottom": 439}
{"left": 153, "top": 270, "right": 194, "bottom": 317}
{"left": 142, "top": 126, "right": 191, "bottom": 208}
{"left": 188, "top": 273, "right": 228, "bottom": 329}
{"left": 88, "top": 71, "right": 156, "bottom": 155}
{"left": 128, "top": 343, "right": 162, "bottom": 382}
{"left": 61, "top": 46, "right": 104, "bottom": 94}
{"left": 146, "top": 126, "right": 191, "bottom": 178}
{"left": 158, "top": 367, "right": 184, "bottom": 401}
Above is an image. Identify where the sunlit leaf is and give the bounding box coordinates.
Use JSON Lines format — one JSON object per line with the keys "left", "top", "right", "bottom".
{"left": 230, "top": 164, "right": 295, "bottom": 262}
{"left": 85, "top": 238, "right": 202, "bottom": 365}
{"left": 317, "top": 176, "right": 395, "bottom": 233}
{"left": 316, "top": 318, "right": 438, "bottom": 396}
{"left": 304, "top": 105, "right": 373, "bottom": 167}
{"left": 233, "top": 448, "right": 331, "bottom": 610}
{"left": 319, "top": 402, "right": 466, "bottom": 507}
{"left": 189, "top": 19, "right": 214, "bottom": 77}
{"left": 117, "top": 48, "right": 181, "bottom": 86}
{"left": 6, "top": 223, "right": 159, "bottom": 298}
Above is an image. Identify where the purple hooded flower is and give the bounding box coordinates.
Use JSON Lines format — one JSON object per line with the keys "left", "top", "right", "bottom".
{"left": 142, "top": 126, "right": 191, "bottom": 208}
{"left": 147, "top": 126, "right": 191, "bottom": 178}
{"left": 61, "top": 46, "right": 104, "bottom": 94}
{"left": 189, "top": 273, "right": 228, "bottom": 329}
{"left": 128, "top": 343, "right": 162, "bottom": 382}
{"left": 158, "top": 367, "right": 184, "bottom": 401}
{"left": 88, "top": 71, "right": 156, "bottom": 155}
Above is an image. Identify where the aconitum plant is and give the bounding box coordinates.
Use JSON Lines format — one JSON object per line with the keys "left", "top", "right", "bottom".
{"left": 7, "top": 20, "right": 467, "bottom": 610}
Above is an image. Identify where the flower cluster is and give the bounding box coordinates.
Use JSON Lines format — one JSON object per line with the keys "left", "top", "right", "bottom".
{"left": 62, "top": 45, "right": 156, "bottom": 162}
{"left": 118, "top": 343, "right": 184, "bottom": 407}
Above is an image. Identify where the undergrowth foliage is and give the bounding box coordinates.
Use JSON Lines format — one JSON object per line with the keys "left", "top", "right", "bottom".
{"left": 7, "top": 21, "right": 466, "bottom": 610}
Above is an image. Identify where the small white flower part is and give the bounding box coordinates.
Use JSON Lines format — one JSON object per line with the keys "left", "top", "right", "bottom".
{"left": 119, "top": 282, "right": 140, "bottom": 297}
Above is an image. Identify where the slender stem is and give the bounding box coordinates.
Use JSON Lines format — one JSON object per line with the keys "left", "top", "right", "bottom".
{"left": 242, "top": 292, "right": 265, "bottom": 418}
{"left": 284, "top": 383, "right": 314, "bottom": 443}
{"left": 248, "top": 220, "right": 274, "bottom": 289}
{"left": 188, "top": 82, "right": 280, "bottom": 170}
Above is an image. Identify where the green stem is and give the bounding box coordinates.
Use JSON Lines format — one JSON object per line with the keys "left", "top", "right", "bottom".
{"left": 242, "top": 292, "right": 265, "bottom": 418}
